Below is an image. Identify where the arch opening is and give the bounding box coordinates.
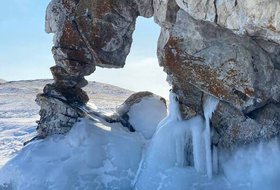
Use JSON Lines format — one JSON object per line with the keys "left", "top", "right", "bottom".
{"left": 87, "top": 17, "right": 170, "bottom": 99}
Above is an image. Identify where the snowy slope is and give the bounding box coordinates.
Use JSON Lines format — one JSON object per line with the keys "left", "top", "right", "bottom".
{"left": 0, "top": 118, "right": 145, "bottom": 190}
{"left": 0, "top": 79, "right": 133, "bottom": 167}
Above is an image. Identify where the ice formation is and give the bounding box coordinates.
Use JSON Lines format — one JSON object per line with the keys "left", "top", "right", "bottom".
{"left": 203, "top": 95, "right": 219, "bottom": 178}
{"left": 1, "top": 90, "right": 280, "bottom": 190}
{"left": 133, "top": 92, "right": 220, "bottom": 189}
{"left": 156, "top": 91, "right": 182, "bottom": 130}
{"left": 0, "top": 118, "right": 145, "bottom": 190}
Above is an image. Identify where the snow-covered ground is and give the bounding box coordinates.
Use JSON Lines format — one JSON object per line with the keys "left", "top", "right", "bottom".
{"left": 0, "top": 79, "right": 133, "bottom": 167}
{"left": 0, "top": 80, "right": 280, "bottom": 190}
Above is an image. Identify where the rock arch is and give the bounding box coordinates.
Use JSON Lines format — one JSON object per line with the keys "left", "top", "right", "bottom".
{"left": 37, "top": 0, "right": 280, "bottom": 148}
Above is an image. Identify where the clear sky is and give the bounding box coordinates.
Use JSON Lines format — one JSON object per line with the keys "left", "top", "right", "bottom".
{"left": 0, "top": 0, "right": 170, "bottom": 97}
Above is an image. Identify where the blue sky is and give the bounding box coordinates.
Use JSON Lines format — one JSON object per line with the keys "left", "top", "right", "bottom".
{"left": 0, "top": 0, "right": 54, "bottom": 79}
{"left": 0, "top": 0, "right": 169, "bottom": 97}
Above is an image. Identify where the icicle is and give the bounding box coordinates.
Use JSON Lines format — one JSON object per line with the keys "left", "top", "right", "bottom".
{"left": 203, "top": 95, "right": 219, "bottom": 179}
{"left": 135, "top": 91, "right": 220, "bottom": 189}
{"left": 156, "top": 91, "right": 181, "bottom": 133}
{"left": 174, "top": 124, "right": 189, "bottom": 166}
{"left": 134, "top": 90, "right": 183, "bottom": 187}
{"left": 212, "top": 145, "right": 218, "bottom": 175}
{"left": 190, "top": 117, "right": 206, "bottom": 173}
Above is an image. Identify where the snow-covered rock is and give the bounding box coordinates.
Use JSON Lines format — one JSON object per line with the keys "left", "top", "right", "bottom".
{"left": 117, "top": 91, "right": 167, "bottom": 139}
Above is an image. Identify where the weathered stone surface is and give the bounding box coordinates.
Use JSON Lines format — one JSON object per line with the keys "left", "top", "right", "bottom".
{"left": 153, "top": 0, "right": 179, "bottom": 28}
{"left": 212, "top": 101, "right": 279, "bottom": 148}
{"left": 175, "top": 0, "right": 280, "bottom": 42}
{"left": 135, "top": 0, "right": 154, "bottom": 17}
{"left": 36, "top": 94, "right": 82, "bottom": 137}
{"left": 50, "top": 66, "right": 88, "bottom": 88}
{"left": 160, "top": 9, "right": 279, "bottom": 110}
{"left": 74, "top": 0, "right": 137, "bottom": 68}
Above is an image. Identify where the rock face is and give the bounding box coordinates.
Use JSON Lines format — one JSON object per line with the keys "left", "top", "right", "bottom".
{"left": 40, "top": 0, "right": 280, "bottom": 148}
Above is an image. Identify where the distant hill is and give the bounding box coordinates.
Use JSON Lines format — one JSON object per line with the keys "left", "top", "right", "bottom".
{"left": 0, "top": 79, "right": 133, "bottom": 112}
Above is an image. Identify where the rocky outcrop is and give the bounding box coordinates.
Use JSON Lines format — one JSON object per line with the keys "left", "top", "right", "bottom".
{"left": 37, "top": 0, "right": 153, "bottom": 136}
{"left": 40, "top": 0, "right": 280, "bottom": 148}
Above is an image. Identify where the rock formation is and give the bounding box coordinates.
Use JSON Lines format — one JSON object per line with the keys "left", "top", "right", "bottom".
{"left": 37, "top": 0, "right": 153, "bottom": 137}
{"left": 38, "top": 0, "right": 280, "bottom": 148}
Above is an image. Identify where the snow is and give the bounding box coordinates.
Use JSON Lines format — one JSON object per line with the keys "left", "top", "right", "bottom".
{"left": 127, "top": 96, "right": 167, "bottom": 139}
{"left": 221, "top": 138, "right": 280, "bottom": 189}
{"left": 0, "top": 80, "right": 133, "bottom": 167}
{"left": 0, "top": 118, "right": 144, "bottom": 190}
{"left": 0, "top": 81, "right": 41, "bottom": 166}
{"left": 1, "top": 81, "right": 280, "bottom": 190}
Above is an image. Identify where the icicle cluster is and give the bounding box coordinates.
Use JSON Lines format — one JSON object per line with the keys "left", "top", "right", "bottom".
{"left": 134, "top": 91, "right": 219, "bottom": 189}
